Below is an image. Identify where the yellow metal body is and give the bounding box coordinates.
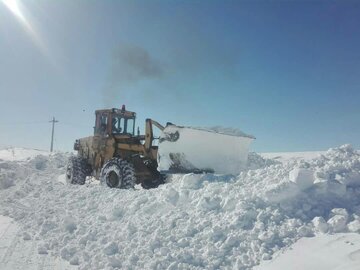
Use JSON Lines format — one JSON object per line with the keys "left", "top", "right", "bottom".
{"left": 74, "top": 108, "right": 164, "bottom": 184}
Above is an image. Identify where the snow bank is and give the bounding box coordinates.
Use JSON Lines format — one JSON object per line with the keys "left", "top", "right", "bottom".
{"left": 0, "top": 145, "right": 360, "bottom": 269}
{"left": 158, "top": 125, "right": 254, "bottom": 174}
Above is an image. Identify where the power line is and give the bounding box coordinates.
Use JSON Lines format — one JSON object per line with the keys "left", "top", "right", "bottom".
{"left": 49, "top": 117, "right": 59, "bottom": 152}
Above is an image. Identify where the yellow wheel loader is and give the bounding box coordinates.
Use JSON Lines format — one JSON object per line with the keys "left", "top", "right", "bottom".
{"left": 66, "top": 105, "right": 166, "bottom": 189}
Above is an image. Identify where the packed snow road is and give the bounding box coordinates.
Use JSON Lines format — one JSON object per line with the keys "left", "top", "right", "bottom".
{"left": 0, "top": 145, "right": 360, "bottom": 269}
{"left": 255, "top": 233, "right": 360, "bottom": 270}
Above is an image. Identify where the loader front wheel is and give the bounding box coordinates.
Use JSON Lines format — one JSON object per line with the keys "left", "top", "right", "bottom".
{"left": 65, "top": 156, "right": 87, "bottom": 185}
{"left": 100, "top": 158, "right": 136, "bottom": 189}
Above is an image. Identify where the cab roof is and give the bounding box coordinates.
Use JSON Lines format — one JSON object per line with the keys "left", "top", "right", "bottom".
{"left": 95, "top": 108, "right": 136, "bottom": 118}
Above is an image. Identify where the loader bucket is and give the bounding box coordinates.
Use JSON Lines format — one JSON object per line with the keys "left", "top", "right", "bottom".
{"left": 158, "top": 125, "right": 255, "bottom": 175}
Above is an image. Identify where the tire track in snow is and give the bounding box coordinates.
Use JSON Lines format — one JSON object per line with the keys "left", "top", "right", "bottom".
{"left": 0, "top": 219, "right": 12, "bottom": 240}
{"left": 24, "top": 239, "right": 38, "bottom": 268}
{"left": 0, "top": 224, "right": 20, "bottom": 268}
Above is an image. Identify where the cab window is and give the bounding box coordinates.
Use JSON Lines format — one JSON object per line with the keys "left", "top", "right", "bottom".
{"left": 111, "top": 116, "right": 135, "bottom": 135}
{"left": 97, "top": 114, "right": 108, "bottom": 134}
{"left": 126, "top": 118, "right": 135, "bottom": 135}
{"left": 112, "top": 116, "right": 123, "bottom": 134}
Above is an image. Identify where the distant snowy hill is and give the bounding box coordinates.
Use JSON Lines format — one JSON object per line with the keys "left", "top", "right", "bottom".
{"left": 0, "top": 147, "right": 49, "bottom": 161}
{"left": 0, "top": 145, "right": 360, "bottom": 269}
{"left": 261, "top": 151, "right": 326, "bottom": 162}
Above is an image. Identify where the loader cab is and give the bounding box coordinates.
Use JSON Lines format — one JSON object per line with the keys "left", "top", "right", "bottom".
{"left": 94, "top": 106, "right": 136, "bottom": 136}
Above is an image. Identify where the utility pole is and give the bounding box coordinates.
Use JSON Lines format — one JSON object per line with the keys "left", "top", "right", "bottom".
{"left": 49, "top": 117, "right": 59, "bottom": 152}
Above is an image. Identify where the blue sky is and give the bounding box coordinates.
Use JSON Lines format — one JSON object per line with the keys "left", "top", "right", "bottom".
{"left": 0, "top": 0, "right": 359, "bottom": 152}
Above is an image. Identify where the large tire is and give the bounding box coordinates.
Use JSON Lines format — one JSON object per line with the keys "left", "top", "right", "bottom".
{"left": 100, "top": 158, "right": 136, "bottom": 189}
{"left": 65, "top": 156, "right": 88, "bottom": 185}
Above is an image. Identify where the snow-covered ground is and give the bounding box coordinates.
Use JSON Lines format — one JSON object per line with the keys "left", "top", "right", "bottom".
{"left": 255, "top": 233, "right": 360, "bottom": 270}
{"left": 0, "top": 145, "right": 360, "bottom": 269}
{"left": 0, "top": 215, "right": 76, "bottom": 270}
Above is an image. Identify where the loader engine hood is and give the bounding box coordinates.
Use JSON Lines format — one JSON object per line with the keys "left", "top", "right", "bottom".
{"left": 158, "top": 125, "right": 255, "bottom": 175}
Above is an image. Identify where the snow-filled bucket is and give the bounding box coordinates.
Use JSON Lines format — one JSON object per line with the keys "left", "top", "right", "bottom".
{"left": 158, "top": 125, "right": 255, "bottom": 175}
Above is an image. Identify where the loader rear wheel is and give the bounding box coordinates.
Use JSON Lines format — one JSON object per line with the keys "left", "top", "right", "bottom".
{"left": 100, "top": 158, "right": 136, "bottom": 189}
{"left": 66, "top": 156, "right": 88, "bottom": 185}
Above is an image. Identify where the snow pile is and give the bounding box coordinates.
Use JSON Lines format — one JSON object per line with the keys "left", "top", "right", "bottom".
{"left": 0, "top": 150, "right": 67, "bottom": 189}
{"left": 0, "top": 145, "right": 360, "bottom": 269}
{"left": 247, "top": 152, "right": 280, "bottom": 170}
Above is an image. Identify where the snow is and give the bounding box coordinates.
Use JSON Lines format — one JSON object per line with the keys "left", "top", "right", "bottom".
{"left": 312, "top": 216, "right": 329, "bottom": 233}
{"left": 0, "top": 147, "right": 49, "bottom": 161}
{"left": 0, "top": 144, "right": 359, "bottom": 269}
{"left": 158, "top": 125, "right": 254, "bottom": 174}
{"left": 0, "top": 215, "right": 76, "bottom": 269}
{"left": 289, "top": 168, "right": 315, "bottom": 190}
{"left": 255, "top": 233, "right": 360, "bottom": 270}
